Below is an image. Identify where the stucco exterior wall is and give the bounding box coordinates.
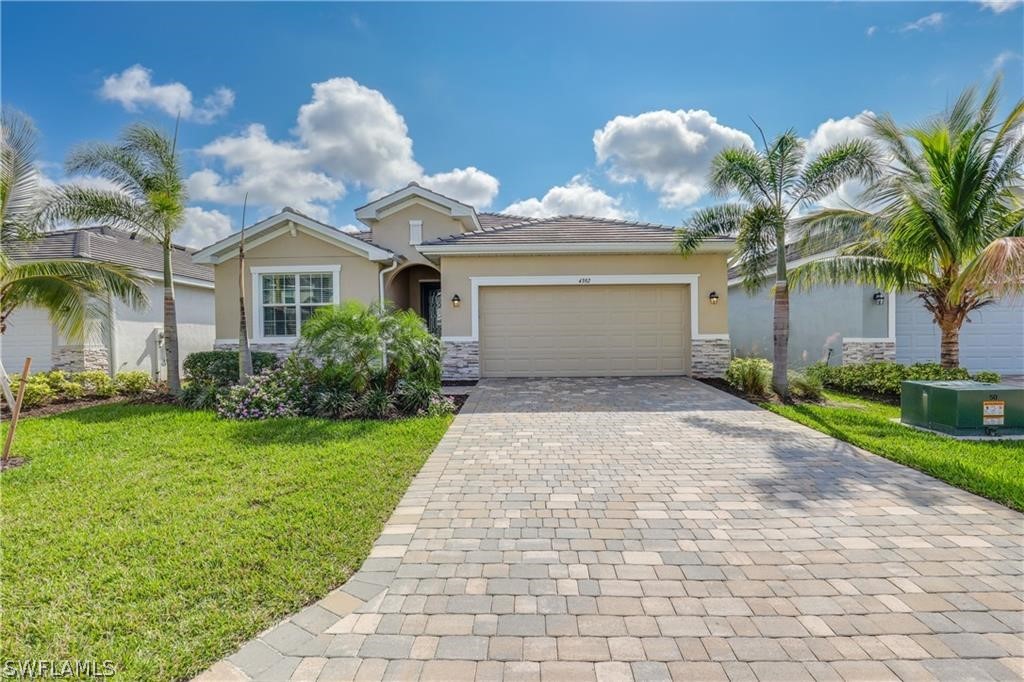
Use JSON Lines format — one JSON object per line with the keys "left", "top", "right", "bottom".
{"left": 438, "top": 253, "right": 729, "bottom": 338}
{"left": 213, "top": 231, "right": 382, "bottom": 340}
{"left": 728, "top": 282, "right": 890, "bottom": 367}
{"left": 367, "top": 204, "right": 466, "bottom": 267}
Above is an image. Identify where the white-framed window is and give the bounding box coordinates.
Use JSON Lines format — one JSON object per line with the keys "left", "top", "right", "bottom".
{"left": 251, "top": 265, "right": 340, "bottom": 340}
{"left": 409, "top": 219, "right": 423, "bottom": 245}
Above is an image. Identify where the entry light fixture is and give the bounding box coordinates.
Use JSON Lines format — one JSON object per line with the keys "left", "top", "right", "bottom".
{"left": 451, "top": 294, "right": 461, "bottom": 308}
{"left": 708, "top": 291, "right": 720, "bottom": 305}
{"left": 872, "top": 291, "right": 886, "bottom": 306}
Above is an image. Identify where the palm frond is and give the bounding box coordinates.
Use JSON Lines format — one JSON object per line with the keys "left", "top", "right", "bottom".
{"left": 43, "top": 185, "right": 155, "bottom": 237}
{"left": 65, "top": 142, "right": 149, "bottom": 198}
{"left": 953, "top": 237, "right": 1024, "bottom": 301}
{"left": 708, "top": 147, "right": 772, "bottom": 204}
{"left": 796, "top": 139, "right": 880, "bottom": 205}
{"left": 1, "top": 107, "right": 45, "bottom": 242}
{"left": 788, "top": 255, "right": 923, "bottom": 293}
{"left": 677, "top": 203, "right": 746, "bottom": 254}
{"left": 735, "top": 202, "right": 783, "bottom": 293}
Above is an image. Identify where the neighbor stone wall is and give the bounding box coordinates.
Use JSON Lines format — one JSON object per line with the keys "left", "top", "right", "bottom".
{"left": 691, "top": 337, "right": 731, "bottom": 378}
{"left": 443, "top": 340, "right": 479, "bottom": 381}
{"left": 842, "top": 339, "right": 896, "bottom": 365}
{"left": 51, "top": 345, "right": 109, "bottom": 373}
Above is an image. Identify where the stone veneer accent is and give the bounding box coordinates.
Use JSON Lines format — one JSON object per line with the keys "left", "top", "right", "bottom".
{"left": 842, "top": 339, "right": 895, "bottom": 364}
{"left": 690, "top": 337, "right": 731, "bottom": 378}
{"left": 442, "top": 340, "right": 480, "bottom": 381}
{"left": 214, "top": 340, "right": 296, "bottom": 360}
{"left": 51, "top": 345, "right": 109, "bottom": 373}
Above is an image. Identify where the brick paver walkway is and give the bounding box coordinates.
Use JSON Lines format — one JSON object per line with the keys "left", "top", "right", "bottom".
{"left": 200, "top": 378, "right": 1023, "bottom": 681}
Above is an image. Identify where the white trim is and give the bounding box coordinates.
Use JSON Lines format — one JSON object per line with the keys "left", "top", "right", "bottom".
{"left": 888, "top": 288, "right": 897, "bottom": 341}
{"left": 461, "top": 274, "right": 713, "bottom": 342}
{"left": 409, "top": 220, "right": 423, "bottom": 246}
{"left": 418, "top": 241, "right": 733, "bottom": 257}
{"left": 441, "top": 336, "right": 476, "bottom": 343}
{"left": 134, "top": 268, "right": 214, "bottom": 290}
{"left": 192, "top": 211, "right": 393, "bottom": 264}
{"left": 250, "top": 264, "right": 341, "bottom": 343}
{"left": 355, "top": 185, "right": 481, "bottom": 231}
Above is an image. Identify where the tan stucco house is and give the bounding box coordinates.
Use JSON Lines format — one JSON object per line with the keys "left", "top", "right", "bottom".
{"left": 192, "top": 183, "right": 734, "bottom": 380}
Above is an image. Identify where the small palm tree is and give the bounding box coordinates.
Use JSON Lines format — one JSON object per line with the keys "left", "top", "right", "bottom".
{"left": 1, "top": 108, "right": 145, "bottom": 344}
{"left": 678, "top": 128, "right": 878, "bottom": 396}
{"left": 46, "top": 122, "right": 188, "bottom": 392}
{"left": 791, "top": 78, "right": 1024, "bottom": 368}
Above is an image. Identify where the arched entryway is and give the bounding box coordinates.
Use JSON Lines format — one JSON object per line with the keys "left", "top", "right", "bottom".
{"left": 386, "top": 263, "right": 442, "bottom": 335}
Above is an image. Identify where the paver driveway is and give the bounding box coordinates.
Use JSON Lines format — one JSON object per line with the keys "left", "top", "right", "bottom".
{"left": 202, "top": 378, "right": 1023, "bottom": 682}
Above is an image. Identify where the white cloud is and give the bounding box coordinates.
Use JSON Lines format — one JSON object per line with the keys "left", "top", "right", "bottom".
{"left": 974, "top": 0, "right": 1022, "bottom": 12}
{"left": 189, "top": 77, "right": 499, "bottom": 219}
{"left": 805, "top": 111, "right": 876, "bottom": 208}
{"left": 179, "top": 207, "right": 233, "bottom": 248}
{"left": 99, "top": 65, "right": 234, "bottom": 123}
{"left": 989, "top": 50, "right": 1022, "bottom": 75}
{"left": 866, "top": 25, "right": 877, "bottom": 37}
{"left": 901, "top": 12, "right": 945, "bottom": 32}
{"left": 593, "top": 109, "right": 753, "bottom": 208}
{"left": 421, "top": 166, "right": 500, "bottom": 208}
{"left": 504, "top": 178, "right": 627, "bottom": 219}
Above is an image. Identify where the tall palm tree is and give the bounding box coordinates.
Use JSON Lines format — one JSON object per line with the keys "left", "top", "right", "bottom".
{"left": 791, "top": 78, "right": 1024, "bottom": 368}
{"left": 678, "top": 128, "right": 878, "bottom": 396}
{"left": 46, "top": 122, "right": 188, "bottom": 392}
{"left": 1, "top": 108, "right": 145, "bottom": 346}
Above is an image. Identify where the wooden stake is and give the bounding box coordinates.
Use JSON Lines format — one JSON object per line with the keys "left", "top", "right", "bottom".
{"left": 2, "top": 357, "right": 32, "bottom": 464}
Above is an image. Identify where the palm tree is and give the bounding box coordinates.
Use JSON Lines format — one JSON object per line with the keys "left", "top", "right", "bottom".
{"left": 791, "top": 78, "right": 1024, "bottom": 368}
{"left": 45, "top": 122, "right": 188, "bottom": 392}
{"left": 678, "top": 127, "right": 878, "bottom": 396}
{"left": 1, "top": 108, "right": 145, "bottom": 346}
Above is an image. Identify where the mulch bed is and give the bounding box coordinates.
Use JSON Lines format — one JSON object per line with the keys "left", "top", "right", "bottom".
{"left": 1, "top": 396, "right": 128, "bottom": 419}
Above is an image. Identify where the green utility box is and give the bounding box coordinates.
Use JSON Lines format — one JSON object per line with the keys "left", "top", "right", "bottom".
{"left": 901, "top": 380, "right": 1024, "bottom": 437}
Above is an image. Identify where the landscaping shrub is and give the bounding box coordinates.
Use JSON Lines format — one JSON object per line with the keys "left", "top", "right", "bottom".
{"left": 788, "top": 371, "right": 824, "bottom": 401}
{"left": 114, "top": 370, "right": 154, "bottom": 396}
{"left": 216, "top": 365, "right": 303, "bottom": 420}
{"left": 182, "top": 350, "right": 278, "bottom": 387}
{"left": 725, "top": 358, "right": 772, "bottom": 396}
{"left": 18, "top": 378, "right": 54, "bottom": 408}
{"left": 75, "top": 370, "right": 117, "bottom": 398}
{"left": 973, "top": 371, "right": 1001, "bottom": 384}
{"left": 807, "top": 361, "right": 1000, "bottom": 397}
{"left": 181, "top": 382, "right": 226, "bottom": 411}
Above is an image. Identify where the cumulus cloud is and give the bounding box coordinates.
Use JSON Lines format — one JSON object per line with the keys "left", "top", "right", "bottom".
{"left": 866, "top": 25, "right": 877, "bottom": 37}
{"left": 179, "top": 207, "right": 233, "bottom": 248}
{"left": 805, "top": 111, "right": 876, "bottom": 208}
{"left": 504, "top": 178, "right": 627, "bottom": 219}
{"left": 988, "top": 50, "right": 1022, "bottom": 75}
{"left": 100, "top": 65, "right": 234, "bottom": 123}
{"left": 593, "top": 109, "right": 753, "bottom": 208}
{"left": 974, "top": 0, "right": 1022, "bottom": 12}
{"left": 901, "top": 12, "right": 945, "bottom": 32}
{"left": 189, "top": 77, "right": 499, "bottom": 219}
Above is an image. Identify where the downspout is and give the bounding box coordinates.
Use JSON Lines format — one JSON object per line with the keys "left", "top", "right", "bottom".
{"left": 378, "top": 259, "right": 399, "bottom": 368}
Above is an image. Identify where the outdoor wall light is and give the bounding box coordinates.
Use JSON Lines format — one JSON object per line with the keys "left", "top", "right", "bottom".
{"left": 708, "top": 291, "right": 720, "bottom": 305}
{"left": 451, "top": 294, "right": 461, "bottom": 308}
{"left": 872, "top": 291, "right": 886, "bottom": 306}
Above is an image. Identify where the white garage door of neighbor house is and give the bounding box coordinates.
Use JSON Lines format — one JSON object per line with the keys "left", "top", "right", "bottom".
{"left": 479, "top": 284, "right": 690, "bottom": 377}
{"left": 896, "top": 293, "right": 1024, "bottom": 375}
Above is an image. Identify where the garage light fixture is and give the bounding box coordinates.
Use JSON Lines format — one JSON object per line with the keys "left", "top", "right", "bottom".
{"left": 872, "top": 291, "right": 886, "bottom": 305}
{"left": 708, "top": 291, "right": 720, "bottom": 305}
{"left": 451, "top": 294, "right": 461, "bottom": 308}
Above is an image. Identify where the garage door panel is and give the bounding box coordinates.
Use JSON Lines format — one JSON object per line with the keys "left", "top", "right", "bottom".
{"left": 479, "top": 284, "right": 690, "bottom": 377}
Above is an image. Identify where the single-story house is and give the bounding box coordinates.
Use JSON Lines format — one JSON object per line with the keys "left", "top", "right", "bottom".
{"left": 2, "top": 226, "right": 215, "bottom": 378}
{"left": 192, "top": 183, "right": 734, "bottom": 380}
{"left": 728, "top": 248, "right": 1024, "bottom": 375}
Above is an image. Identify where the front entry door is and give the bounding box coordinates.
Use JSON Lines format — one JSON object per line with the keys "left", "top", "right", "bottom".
{"left": 420, "top": 282, "right": 441, "bottom": 336}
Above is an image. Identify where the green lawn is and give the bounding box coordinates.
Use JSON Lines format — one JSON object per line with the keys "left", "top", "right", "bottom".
{"left": 0, "top": 404, "right": 451, "bottom": 680}
{"left": 764, "top": 390, "right": 1024, "bottom": 512}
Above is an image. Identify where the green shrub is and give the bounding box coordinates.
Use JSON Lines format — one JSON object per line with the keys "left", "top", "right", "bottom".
{"left": 725, "top": 358, "right": 773, "bottom": 396}
{"left": 182, "top": 350, "right": 278, "bottom": 387}
{"left": 808, "top": 361, "right": 998, "bottom": 397}
{"left": 19, "top": 378, "right": 54, "bottom": 408}
{"left": 181, "top": 382, "right": 226, "bottom": 410}
{"left": 972, "top": 371, "right": 1001, "bottom": 384}
{"left": 114, "top": 371, "right": 153, "bottom": 396}
{"left": 788, "top": 371, "right": 823, "bottom": 401}
{"left": 216, "top": 366, "right": 303, "bottom": 420}
{"left": 74, "top": 370, "right": 117, "bottom": 398}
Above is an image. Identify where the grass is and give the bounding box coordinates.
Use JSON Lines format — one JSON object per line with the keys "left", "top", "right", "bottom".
{"left": 0, "top": 404, "right": 451, "bottom": 680}
{"left": 764, "top": 390, "right": 1024, "bottom": 512}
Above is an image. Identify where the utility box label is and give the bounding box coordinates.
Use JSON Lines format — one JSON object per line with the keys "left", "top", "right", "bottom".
{"left": 983, "top": 400, "right": 1005, "bottom": 426}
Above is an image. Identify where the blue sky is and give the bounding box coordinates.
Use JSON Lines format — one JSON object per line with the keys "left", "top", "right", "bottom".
{"left": 3, "top": 1, "right": 1022, "bottom": 246}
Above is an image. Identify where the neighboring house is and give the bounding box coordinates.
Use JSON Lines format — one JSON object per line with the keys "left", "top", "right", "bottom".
{"left": 728, "top": 249, "right": 1024, "bottom": 375}
{"left": 192, "top": 183, "right": 734, "bottom": 380}
{"left": 2, "top": 226, "right": 215, "bottom": 378}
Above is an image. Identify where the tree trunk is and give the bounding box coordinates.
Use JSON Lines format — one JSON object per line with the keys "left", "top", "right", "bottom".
{"left": 163, "top": 243, "right": 181, "bottom": 394}
{"left": 238, "top": 230, "right": 253, "bottom": 384}
{"left": 772, "top": 229, "right": 789, "bottom": 398}
{"left": 939, "top": 320, "right": 960, "bottom": 369}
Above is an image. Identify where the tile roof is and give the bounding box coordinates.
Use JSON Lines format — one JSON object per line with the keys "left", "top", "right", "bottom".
{"left": 5, "top": 226, "right": 214, "bottom": 282}
{"left": 421, "top": 215, "right": 683, "bottom": 245}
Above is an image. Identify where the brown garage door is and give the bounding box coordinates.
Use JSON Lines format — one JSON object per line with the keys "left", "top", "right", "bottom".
{"left": 479, "top": 284, "right": 690, "bottom": 377}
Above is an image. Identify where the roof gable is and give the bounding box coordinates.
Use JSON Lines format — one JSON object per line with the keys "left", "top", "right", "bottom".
{"left": 355, "top": 183, "right": 481, "bottom": 231}
{"left": 191, "top": 209, "right": 394, "bottom": 264}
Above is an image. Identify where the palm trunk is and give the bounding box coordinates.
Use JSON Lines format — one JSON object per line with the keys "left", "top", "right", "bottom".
{"left": 163, "top": 243, "right": 181, "bottom": 394}
{"left": 238, "top": 232, "right": 253, "bottom": 384}
{"left": 939, "top": 321, "right": 960, "bottom": 369}
{"left": 772, "top": 232, "right": 789, "bottom": 397}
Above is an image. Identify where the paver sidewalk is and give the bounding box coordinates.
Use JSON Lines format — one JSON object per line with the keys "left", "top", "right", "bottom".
{"left": 199, "top": 377, "right": 1023, "bottom": 681}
